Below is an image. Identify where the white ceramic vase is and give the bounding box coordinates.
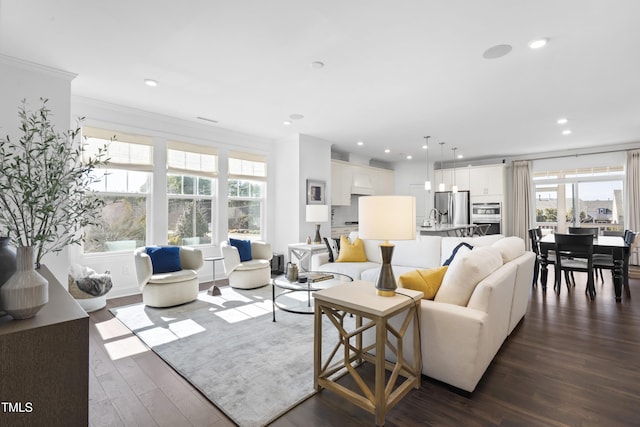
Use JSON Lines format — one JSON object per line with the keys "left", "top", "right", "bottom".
{"left": 0, "top": 246, "right": 48, "bottom": 319}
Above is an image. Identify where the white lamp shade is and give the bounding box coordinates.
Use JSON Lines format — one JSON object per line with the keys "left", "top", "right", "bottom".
{"left": 438, "top": 182, "right": 446, "bottom": 191}
{"left": 305, "top": 204, "right": 329, "bottom": 222}
{"left": 358, "top": 196, "right": 416, "bottom": 241}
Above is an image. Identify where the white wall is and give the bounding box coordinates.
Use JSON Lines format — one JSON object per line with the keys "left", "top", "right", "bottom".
{"left": 0, "top": 55, "right": 75, "bottom": 285}
{"left": 70, "top": 97, "right": 275, "bottom": 297}
{"left": 299, "top": 134, "right": 332, "bottom": 243}
{"left": 272, "top": 135, "right": 300, "bottom": 258}
{"left": 391, "top": 160, "right": 435, "bottom": 225}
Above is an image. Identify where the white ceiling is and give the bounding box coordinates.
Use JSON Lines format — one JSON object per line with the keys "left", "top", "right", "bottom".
{"left": 1, "top": 0, "right": 640, "bottom": 164}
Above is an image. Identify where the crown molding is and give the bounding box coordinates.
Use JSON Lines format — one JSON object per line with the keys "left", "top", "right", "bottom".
{"left": 0, "top": 53, "right": 76, "bottom": 81}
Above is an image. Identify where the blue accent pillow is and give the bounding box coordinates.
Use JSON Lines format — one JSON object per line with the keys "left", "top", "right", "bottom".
{"left": 229, "top": 238, "right": 252, "bottom": 262}
{"left": 146, "top": 246, "right": 182, "bottom": 274}
{"left": 443, "top": 242, "right": 473, "bottom": 266}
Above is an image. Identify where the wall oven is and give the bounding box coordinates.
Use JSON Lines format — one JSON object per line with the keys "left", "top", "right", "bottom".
{"left": 471, "top": 202, "right": 502, "bottom": 235}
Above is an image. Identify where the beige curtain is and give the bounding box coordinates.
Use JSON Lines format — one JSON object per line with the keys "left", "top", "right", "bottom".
{"left": 512, "top": 160, "right": 532, "bottom": 248}
{"left": 626, "top": 150, "right": 640, "bottom": 266}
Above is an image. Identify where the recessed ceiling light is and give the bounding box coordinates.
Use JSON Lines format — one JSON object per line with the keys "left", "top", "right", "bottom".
{"left": 528, "top": 37, "right": 549, "bottom": 49}
{"left": 289, "top": 114, "right": 304, "bottom": 120}
{"left": 422, "top": 144, "right": 428, "bottom": 150}
{"left": 196, "top": 116, "right": 218, "bottom": 124}
{"left": 384, "top": 149, "right": 391, "bottom": 153}
{"left": 144, "top": 79, "right": 158, "bottom": 87}
{"left": 562, "top": 129, "right": 572, "bottom": 135}
{"left": 457, "top": 154, "right": 464, "bottom": 159}
{"left": 406, "top": 155, "right": 413, "bottom": 160}
{"left": 283, "top": 120, "right": 292, "bottom": 126}
{"left": 357, "top": 141, "right": 364, "bottom": 146}
{"left": 557, "top": 117, "right": 568, "bottom": 124}
{"left": 311, "top": 61, "right": 325, "bottom": 69}
{"left": 482, "top": 44, "right": 513, "bottom": 59}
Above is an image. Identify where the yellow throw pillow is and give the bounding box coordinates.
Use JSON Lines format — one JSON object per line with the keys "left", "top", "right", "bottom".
{"left": 398, "top": 266, "right": 448, "bottom": 299}
{"left": 336, "top": 236, "right": 368, "bottom": 262}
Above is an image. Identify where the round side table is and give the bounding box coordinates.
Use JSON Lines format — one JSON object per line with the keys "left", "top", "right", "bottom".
{"left": 204, "top": 256, "right": 224, "bottom": 296}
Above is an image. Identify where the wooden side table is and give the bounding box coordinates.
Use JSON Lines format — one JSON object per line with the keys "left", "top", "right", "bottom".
{"left": 313, "top": 281, "right": 423, "bottom": 426}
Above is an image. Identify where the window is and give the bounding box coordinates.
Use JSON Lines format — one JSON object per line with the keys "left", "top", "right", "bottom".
{"left": 82, "top": 127, "right": 153, "bottom": 253}
{"left": 533, "top": 166, "right": 624, "bottom": 234}
{"left": 167, "top": 142, "right": 218, "bottom": 246}
{"left": 228, "top": 151, "right": 267, "bottom": 240}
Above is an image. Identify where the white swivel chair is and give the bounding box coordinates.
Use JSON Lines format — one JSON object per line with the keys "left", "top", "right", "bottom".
{"left": 134, "top": 246, "right": 203, "bottom": 307}
{"left": 220, "top": 240, "right": 272, "bottom": 289}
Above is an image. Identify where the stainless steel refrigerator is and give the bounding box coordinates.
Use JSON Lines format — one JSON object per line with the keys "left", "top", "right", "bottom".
{"left": 434, "top": 191, "right": 470, "bottom": 225}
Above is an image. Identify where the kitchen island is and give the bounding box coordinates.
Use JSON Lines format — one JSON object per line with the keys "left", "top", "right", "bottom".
{"left": 418, "top": 224, "right": 476, "bottom": 237}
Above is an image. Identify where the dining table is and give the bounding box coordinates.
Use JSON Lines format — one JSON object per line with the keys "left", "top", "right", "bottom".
{"left": 538, "top": 234, "right": 630, "bottom": 302}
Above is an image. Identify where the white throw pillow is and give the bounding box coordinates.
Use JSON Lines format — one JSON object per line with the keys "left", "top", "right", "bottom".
{"left": 491, "top": 236, "right": 525, "bottom": 263}
{"left": 435, "top": 246, "right": 504, "bottom": 306}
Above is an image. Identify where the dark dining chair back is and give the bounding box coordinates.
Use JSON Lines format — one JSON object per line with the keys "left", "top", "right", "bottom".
{"left": 568, "top": 227, "right": 599, "bottom": 237}
{"left": 554, "top": 233, "right": 596, "bottom": 299}
{"left": 624, "top": 229, "right": 636, "bottom": 246}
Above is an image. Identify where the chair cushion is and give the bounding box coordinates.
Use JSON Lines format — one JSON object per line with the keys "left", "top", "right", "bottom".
{"left": 146, "top": 246, "right": 182, "bottom": 274}
{"left": 435, "top": 246, "right": 503, "bottom": 306}
{"left": 398, "top": 266, "right": 448, "bottom": 299}
{"left": 230, "top": 238, "right": 252, "bottom": 261}
{"left": 336, "top": 236, "right": 368, "bottom": 262}
{"left": 149, "top": 269, "right": 198, "bottom": 284}
{"left": 235, "top": 259, "right": 271, "bottom": 271}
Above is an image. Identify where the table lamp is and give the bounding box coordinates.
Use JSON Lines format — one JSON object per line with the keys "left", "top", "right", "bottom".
{"left": 358, "top": 196, "right": 416, "bottom": 296}
{"left": 306, "top": 204, "right": 329, "bottom": 244}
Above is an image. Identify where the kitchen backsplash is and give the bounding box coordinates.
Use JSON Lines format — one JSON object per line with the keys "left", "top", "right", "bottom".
{"left": 331, "top": 194, "right": 360, "bottom": 225}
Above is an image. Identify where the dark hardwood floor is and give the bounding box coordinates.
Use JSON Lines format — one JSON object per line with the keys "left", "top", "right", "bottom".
{"left": 90, "top": 271, "right": 640, "bottom": 426}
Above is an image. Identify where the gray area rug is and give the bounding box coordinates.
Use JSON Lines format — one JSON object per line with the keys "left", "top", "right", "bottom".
{"left": 111, "top": 285, "right": 351, "bottom": 427}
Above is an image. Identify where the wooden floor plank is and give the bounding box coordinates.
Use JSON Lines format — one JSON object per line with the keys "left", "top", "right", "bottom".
{"left": 90, "top": 276, "right": 640, "bottom": 426}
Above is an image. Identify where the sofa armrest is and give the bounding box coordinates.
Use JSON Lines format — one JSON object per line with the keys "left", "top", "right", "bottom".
{"left": 220, "top": 242, "right": 241, "bottom": 275}
{"left": 251, "top": 241, "right": 273, "bottom": 261}
{"left": 311, "top": 252, "right": 330, "bottom": 270}
{"left": 180, "top": 246, "right": 204, "bottom": 270}
{"left": 133, "top": 248, "right": 153, "bottom": 290}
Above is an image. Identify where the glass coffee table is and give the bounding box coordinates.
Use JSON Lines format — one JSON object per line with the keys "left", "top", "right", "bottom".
{"left": 272, "top": 271, "right": 353, "bottom": 321}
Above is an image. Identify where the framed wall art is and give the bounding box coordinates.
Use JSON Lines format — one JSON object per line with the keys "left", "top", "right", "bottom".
{"left": 306, "top": 179, "right": 325, "bottom": 204}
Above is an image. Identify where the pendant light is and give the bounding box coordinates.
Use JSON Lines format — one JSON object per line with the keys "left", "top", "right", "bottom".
{"left": 438, "top": 142, "right": 446, "bottom": 191}
{"left": 424, "top": 136, "right": 431, "bottom": 191}
{"left": 451, "top": 147, "right": 458, "bottom": 193}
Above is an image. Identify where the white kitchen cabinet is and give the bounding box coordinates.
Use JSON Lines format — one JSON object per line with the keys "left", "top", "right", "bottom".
{"left": 374, "top": 168, "right": 394, "bottom": 195}
{"left": 331, "top": 161, "right": 394, "bottom": 202}
{"left": 331, "top": 161, "right": 351, "bottom": 206}
{"left": 434, "top": 168, "right": 469, "bottom": 191}
{"left": 469, "top": 165, "right": 506, "bottom": 196}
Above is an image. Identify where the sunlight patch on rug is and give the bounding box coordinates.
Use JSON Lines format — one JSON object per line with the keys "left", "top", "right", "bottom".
{"left": 111, "top": 285, "right": 351, "bottom": 427}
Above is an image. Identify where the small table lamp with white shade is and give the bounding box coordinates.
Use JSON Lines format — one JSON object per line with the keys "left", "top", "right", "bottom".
{"left": 306, "top": 204, "right": 329, "bottom": 244}
{"left": 358, "top": 196, "right": 416, "bottom": 296}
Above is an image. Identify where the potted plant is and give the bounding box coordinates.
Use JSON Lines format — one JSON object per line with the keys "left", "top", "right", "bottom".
{"left": 0, "top": 98, "right": 108, "bottom": 319}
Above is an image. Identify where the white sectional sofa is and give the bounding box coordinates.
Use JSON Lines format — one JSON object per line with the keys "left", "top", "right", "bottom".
{"left": 311, "top": 232, "right": 535, "bottom": 393}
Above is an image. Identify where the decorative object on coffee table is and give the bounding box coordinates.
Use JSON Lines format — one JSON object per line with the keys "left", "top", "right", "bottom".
{"left": 0, "top": 99, "right": 109, "bottom": 319}
{"left": 358, "top": 195, "right": 416, "bottom": 296}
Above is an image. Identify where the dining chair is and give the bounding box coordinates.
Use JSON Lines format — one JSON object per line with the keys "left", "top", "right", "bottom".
{"left": 473, "top": 224, "right": 491, "bottom": 236}
{"left": 567, "top": 227, "right": 600, "bottom": 282}
{"left": 592, "top": 229, "right": 636, "bottom": 286}
{"left": 568, "top": 226, "right": 599, "bottom": 237}
{"left": 554, "top": 233, "right": 595, "bottom": 299}
{"left": 528, "top": 227, "right": 567, "bottom": 290}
